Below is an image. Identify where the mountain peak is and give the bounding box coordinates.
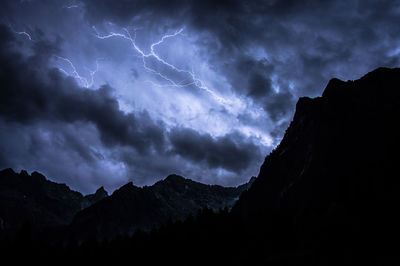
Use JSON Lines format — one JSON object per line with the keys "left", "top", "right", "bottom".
{"left": 0, "top": 168, "right": 98, "bottom": 229}
{"left": 71, "top": 173, "right": 251, "bottom": 239}
{"left": 322, "top": 67, "right": 400, "bottom": 100}
{"left": 82, "top": 186, "right": 108, "bottom": 209}
{"left": 95, "top": 186, "right": 108, "bottom": 197}
{"left": 322, "top": 77, "right": 347, "bottom": 98}
{"left": 31, "top": 171, "right": 47, "bottom": 182}
{"left": 112, "top": 181, "right": 139, "bottom": 196}
{"left": 19, "top": 170, "right": 29, "bottom": 177}
{"left": 164, "top": 174, "right": 186, "bottom": 183}
{"left": 0, "top": 168, "right": 15, "bottom": 176}
{"left": 234, "top": 66, "right": 400, "bottom": 219}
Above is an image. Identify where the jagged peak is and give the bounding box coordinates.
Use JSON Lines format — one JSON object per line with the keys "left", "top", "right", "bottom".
{"left": 164, "top": 174, "right": 186, "bottom": 183}
{"left": 0, "top": 168, "right": 16, "bottom": 175}
{"left": 295, "top": 96, "right": 314, "bottom": 108}
{"left": 120, "top": 181, "right": 134, "bottom": 188}
{"left": 31, "top": 171, "right": 47, "bottom": 182}
{"left": 291, "top": 96, "right": 321, "bottom": 122}
{"left": 19, "top": 170, "right": 29, "bottom": 176}
{"left": 95, "top": 186, "right": 108, "bottom": 196}
{"left": 322, "top": 77, "right": 347, "bottom": 98}
{"left": 112, "top": 181, "right": 139, "bottom": 196}
{"left": 322, "top": 67, "right": 400, "bottom": 100}
{"left": 360, "top": 67, "right": 399, "bottom": 80}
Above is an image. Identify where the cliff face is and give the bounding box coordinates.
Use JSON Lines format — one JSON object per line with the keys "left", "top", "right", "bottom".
{"left": 232, "top": 67, "right": 400, "bottom": 256}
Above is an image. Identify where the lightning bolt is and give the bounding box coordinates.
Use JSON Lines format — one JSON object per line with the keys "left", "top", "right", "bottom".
{"left": 8, "top": 24, "right": 34, "bottom": 41}
{"left": 93, "top": 26, "right": 229, "bottom": 104}
{"left": 9, "top": 24, "right": 101, "bottom": 88}
{"left": 64, "top": 4, "right": 78, "bottom": 8}
{"left": 54, "top": 56, "right": 101, "bottom": 88}
{"left": 62, "top": 0, "right": 81, "bottom": 9}
{"left": 14, "top": 30, "right": 33, "bottom": 41}
{"left": 62, "top": 4, "right": 80, "bottom": 9}
{"left": 9, "top": 21, "right": 228, "bottom": 104}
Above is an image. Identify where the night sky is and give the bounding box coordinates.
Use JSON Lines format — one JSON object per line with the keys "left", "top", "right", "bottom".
{"left": 0, "top": 0, "right": 399, "bottom": 194}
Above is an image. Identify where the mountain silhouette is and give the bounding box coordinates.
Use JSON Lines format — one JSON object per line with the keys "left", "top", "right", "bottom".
{"left": 231, "top": 67, "right": 400, "bottom": 263}
{"left": 70, "top": 174, "right": 254, "bottom": 240}
{"left": 0, "top": 167, "right": 253, "bottom": 241}
{"left": 0, "top": 168, "right": 107, "bottom": 232}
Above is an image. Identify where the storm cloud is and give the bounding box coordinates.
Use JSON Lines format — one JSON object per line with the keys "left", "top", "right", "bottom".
{"left": 82, "top": 0, "right": 400, "bottom": 130}
{"left": 169, "top": 128, "right": 260, "bottom": 173}
{"left": 0, "top": 0, "right": 399, "bottom": 192}
{"left": 0, "top": 23, "right": 263, "bottom": 192}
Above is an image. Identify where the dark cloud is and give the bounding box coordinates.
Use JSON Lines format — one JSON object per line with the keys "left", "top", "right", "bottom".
{"left": 221, "top": 56, "right": 295, "bottom": 122}
{"left": 0, "top": 23, "right": 263, "bottom": 191}
{"left": 0, "top": 120, "right": 119, "bottom": 193}
{"left": 169, "top": 128, "right": 261, "bottom": 173}
{"left": 0, "top": 24, "right": 166, "bottom": 154}
{"left": 1, "top": 0, "right": 399, "bottom": 192}
{"left": 82, "top": 0, "right": 400, "bottom": 126}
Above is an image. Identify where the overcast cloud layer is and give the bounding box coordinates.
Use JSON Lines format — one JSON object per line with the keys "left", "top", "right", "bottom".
{"left": 0, "top": 0, "right": 399, "bottom": 193}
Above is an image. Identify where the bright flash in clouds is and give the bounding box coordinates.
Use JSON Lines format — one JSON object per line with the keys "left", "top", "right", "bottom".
{"left": 8, "top": 15, "right": 272, "bottom": 152}
{"left": 89, "top": 23, "right": 272, "bottom": 143}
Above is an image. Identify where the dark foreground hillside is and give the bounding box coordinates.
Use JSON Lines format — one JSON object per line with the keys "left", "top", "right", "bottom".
{"left": 1, "top": 67, "right": 400, "bottom": 265}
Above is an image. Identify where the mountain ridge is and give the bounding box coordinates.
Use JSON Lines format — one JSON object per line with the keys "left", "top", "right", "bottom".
{"left": 0, "top": 168, "right": 108, "bottom": 231}
{"left": 70, "top": 173, "right": 254, "bottom": 239}
{"left": 0, "top": 167, "right": 254, "bottom": 240}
